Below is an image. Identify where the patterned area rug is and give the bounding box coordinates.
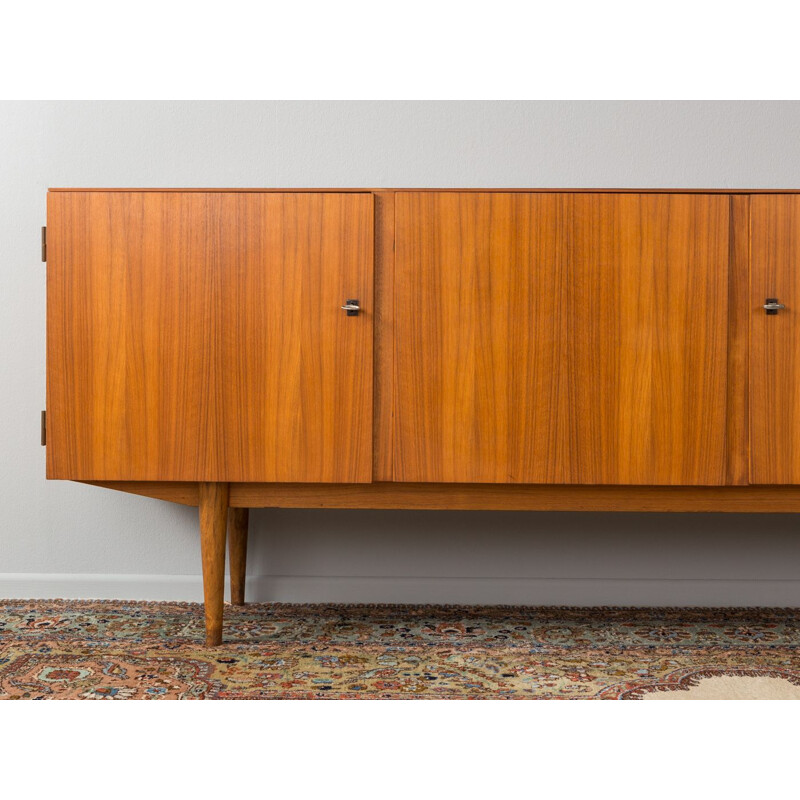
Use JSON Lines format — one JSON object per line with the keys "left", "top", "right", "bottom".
{"left": 1, "top": 601, "right": 799, "bottom": 699}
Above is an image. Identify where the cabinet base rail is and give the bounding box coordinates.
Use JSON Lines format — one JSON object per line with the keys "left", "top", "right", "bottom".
{"left": 86, "top": 480, "right": 800, "bottom": 512}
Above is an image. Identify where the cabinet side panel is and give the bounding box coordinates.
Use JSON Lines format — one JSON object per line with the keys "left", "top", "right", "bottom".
{"left": 750, "top": 195, "right": 800, "bottom": 483}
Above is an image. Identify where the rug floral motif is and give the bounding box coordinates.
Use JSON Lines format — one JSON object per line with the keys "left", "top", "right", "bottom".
{"left": 1, "top": 601, "right": 799, "bottom": 699}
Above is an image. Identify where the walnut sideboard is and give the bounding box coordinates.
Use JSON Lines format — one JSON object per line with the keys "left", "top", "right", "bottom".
{"left": 44, "top": 189, "right": 800, "bottom": 644}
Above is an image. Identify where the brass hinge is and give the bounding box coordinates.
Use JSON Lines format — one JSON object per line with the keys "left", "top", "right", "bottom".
{"left": 41, "top": 410, "right": 46, "bottom": 446}
{"left": 41, "top": 227, "right": 46, "bottom": 262}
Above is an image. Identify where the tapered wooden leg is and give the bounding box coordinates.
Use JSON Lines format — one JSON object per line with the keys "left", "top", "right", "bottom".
{"left": 199, "top": 482, "right": 229, "bottom": 646}
{"left": 228, "top": 507, "right": 249, "bottom": 605}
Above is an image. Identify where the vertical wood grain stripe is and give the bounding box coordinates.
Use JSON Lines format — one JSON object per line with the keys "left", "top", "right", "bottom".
{"left": 372, "top": 191, "right": 395, "bottom": 480}
{"left": 726, "top": 195, "right": 750, "bottom": 484}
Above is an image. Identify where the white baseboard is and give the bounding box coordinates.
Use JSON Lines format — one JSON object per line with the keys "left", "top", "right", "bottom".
{"left": 1, "top": 573, "right": 799, "bottom": 606}
{"left": 0, "top": 574, "right": 209, "bottom": 602}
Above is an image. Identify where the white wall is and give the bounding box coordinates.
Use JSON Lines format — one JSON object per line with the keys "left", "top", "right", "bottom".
{"left": 2, "top": 101, "right": 800, "bottom": 605}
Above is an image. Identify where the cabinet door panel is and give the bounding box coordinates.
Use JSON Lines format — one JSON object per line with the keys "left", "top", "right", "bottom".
{"left": 394, "top": 192, "right": 729, "bottom": 484}
{"left": 47, "top": 192, "right": 373, "bottom": 482}
{"left": 750, "top": 195, "right": 800, "bottom": 483}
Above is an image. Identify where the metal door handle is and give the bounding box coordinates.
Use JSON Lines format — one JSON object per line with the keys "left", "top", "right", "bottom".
{"left": 763, "top": 299, "right": 786, "bottom": 315}
{"left": 341, "top": 300, "right": 360, "bottom": 316}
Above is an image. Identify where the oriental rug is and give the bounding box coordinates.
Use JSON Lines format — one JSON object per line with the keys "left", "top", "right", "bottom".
{"left": 1, "top": 601, "right": 799, "bottom": 699}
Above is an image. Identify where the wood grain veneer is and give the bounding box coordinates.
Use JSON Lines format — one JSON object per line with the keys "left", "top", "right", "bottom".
{"left": 750, "top": 195, "right": 800, "bottom": 483}
{"left": 47, "top": 191, "right": 373, "bottom": 483}
{"left": 394, "top": 192, "right": 730, "bottom": 485}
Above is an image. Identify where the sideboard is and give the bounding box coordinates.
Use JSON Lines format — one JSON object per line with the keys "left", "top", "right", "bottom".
{"left": 44, "top": 189, "right": 800, "bottom": 644}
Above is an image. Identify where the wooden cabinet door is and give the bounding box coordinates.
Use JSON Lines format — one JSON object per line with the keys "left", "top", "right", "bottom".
{"left": 750, "top": 195, "right": 800, "bottom": 483}
{"left": 47, "top": 191, "right": 373, "bottom": 482}
{"left": 394, "top": 192, "right": 730, "bottom": 484}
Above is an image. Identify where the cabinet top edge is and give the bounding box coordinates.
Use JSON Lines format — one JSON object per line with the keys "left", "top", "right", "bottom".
{"left": 47, "top": 187, "right": 800, "bottom": 194}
